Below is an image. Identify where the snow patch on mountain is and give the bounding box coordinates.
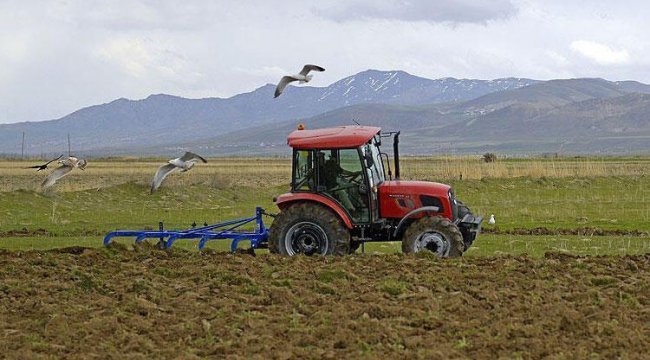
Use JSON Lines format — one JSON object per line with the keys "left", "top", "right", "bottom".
{"left": 313, "top": 70, "right": 539, "bottom": 106}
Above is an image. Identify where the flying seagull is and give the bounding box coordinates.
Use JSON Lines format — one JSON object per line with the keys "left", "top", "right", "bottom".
{"left": 274, "top": 64, "right": 325, "bottom": 98}
{"left": 25, "top": 154, "right": 63, "bottom": 171}
{"left": 41, "top": 156, "right": 87, "bottom": 189}
{"left": 151, "top": 152, "right": 207, "bottom": 193}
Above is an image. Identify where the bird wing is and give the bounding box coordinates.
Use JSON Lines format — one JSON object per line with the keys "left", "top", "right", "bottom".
{"left": 274, "top": 76, "right": 298, "bottom": 98}
{"left": 41, "top": 165, "right": 73, "bottom": 188}
{"left": 44, "top": 154, "right": 64, "bottom": 166}
{"left": 25, "top": 165, "right": 45, "bottom": 169}
{"left": 299, "top": 64, "right": 325, "bottom": 76}
{"left": 180, "top": 152, "right": 207, "bottom": 163}
{"left": 151, "top": 163, "right": 178, "bottom": 193}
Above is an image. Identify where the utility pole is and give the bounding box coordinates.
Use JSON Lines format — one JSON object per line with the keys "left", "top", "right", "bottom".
{"left": 67, "top": 133, "right": 71, "bottom": 156}
{"left": 21, "top": 131, "right": 25, "bottom": 159}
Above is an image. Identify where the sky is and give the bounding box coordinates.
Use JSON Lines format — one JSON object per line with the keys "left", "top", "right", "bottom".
{"left": 1, "top": 0, "right": 649, "bottom": 124}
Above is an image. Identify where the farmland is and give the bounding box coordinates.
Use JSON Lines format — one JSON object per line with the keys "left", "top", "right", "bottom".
{"left": 0, "top": 156, "right": 649, "bottom": 358}
{"left": 0, "top": 156, "right": 648, "bottom": 253}
{"left": 0, "top": 247, "right": 647, "bottom": 359}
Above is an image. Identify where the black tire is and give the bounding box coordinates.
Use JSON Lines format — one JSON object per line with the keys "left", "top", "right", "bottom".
{"left": 401, "top": 216, "right": 464, "bottom": 257}
{"left": 268, "top": 202, "right": 350, "bottom": 256}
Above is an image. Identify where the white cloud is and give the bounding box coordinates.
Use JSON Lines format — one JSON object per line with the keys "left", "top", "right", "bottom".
{"left": 96, "top": 38, "right": 153, "bottom": 77}
{"left": 570, "top": 40, "right": 630, "bottom": 65}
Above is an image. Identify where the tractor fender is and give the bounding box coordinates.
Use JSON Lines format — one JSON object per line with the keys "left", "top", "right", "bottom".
{"left": 392, "top": 206, "right": 441, "bottom": 238}
{"left": 274, "top": 193, "right": 354, "bottom": 229}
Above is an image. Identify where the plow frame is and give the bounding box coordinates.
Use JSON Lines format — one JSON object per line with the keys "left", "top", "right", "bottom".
{"left": 103, "top": 207, "right": 269, "bottom": 252}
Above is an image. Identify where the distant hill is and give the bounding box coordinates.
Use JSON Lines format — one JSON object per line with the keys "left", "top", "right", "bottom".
{"left": 162, "top": 78, "right": 650, "bottom": 156}
{"left": 1, "top": 70, "right": 649, "bottom": 156}
{"left": 0, "top": 70, "right": 536, "bottom": 155}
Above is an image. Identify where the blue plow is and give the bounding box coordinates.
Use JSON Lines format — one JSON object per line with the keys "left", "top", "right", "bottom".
{"left": 103, "top": 207, "right": 269, "bottom": 252}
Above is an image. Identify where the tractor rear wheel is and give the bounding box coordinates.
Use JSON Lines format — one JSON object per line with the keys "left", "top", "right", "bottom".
{"left": 402, "top": 216, "right": 464, "bottom": 257}
{"left": 269, "top": 203, "right": 350, "bottom": 256}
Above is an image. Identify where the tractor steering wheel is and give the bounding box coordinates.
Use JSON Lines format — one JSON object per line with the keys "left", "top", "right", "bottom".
{"left": 343, "top": 171, "right": 362, "bottom": 182}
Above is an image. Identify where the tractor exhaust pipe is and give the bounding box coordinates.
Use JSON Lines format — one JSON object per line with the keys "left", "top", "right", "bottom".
{"left": 393, "top": 131, "right": 400, "bottom": 180}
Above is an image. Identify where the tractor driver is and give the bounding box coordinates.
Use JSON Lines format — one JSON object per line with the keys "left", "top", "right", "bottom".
{"left": 322, "top": 152, "right": 363, "bottom": 216}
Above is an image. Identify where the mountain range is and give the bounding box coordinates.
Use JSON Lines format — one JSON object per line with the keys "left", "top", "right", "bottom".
{"left": 1, "top": 69, "right": 649, "bottom": 156}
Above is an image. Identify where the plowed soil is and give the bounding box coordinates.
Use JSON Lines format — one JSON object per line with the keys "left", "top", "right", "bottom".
{"left": 483, "top": 227, "right": 650, "bottom": 237}
{"left": 0, "top": 246, "right": 648, "bottom": 359}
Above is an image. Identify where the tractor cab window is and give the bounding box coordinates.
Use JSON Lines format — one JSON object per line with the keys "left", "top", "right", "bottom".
{"left": 361, "top": 141, "right": 383, "bottom": 222}
{"left": 316, "top": 149, "right": 369, "bottom": 223}
{"left": 362, "top": 140, "right": 385, "bottom": 187}
{"left": 293, "top": 150, "right": 314, "bottom": 191}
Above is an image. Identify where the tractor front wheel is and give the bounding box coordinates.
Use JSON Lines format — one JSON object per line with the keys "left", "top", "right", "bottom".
{"left": 402, "top": 216, "right": 464, "bottom": 257}
{"left": 269, "top": 203, "right": 350, "bottom": 256}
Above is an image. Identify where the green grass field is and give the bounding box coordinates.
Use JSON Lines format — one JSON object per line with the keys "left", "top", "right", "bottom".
{"left": 1, "top": 157, "right": 648, "bottom": 256}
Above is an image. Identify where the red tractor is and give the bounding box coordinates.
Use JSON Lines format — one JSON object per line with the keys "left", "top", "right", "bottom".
{"left": 269, "top": 125, "right": 482, "bottom": 257}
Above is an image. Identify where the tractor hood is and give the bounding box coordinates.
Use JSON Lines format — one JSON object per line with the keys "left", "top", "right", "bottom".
{"left": 380, "top": 180, "right": 451, "bottom": 197}
{"left": 378, "top": 180, "right": 453, "bottom": 220}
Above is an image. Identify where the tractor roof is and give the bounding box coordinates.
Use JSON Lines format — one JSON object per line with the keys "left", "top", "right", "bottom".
{"left": 287, "top": 126, "right": 381, "bottom": 149}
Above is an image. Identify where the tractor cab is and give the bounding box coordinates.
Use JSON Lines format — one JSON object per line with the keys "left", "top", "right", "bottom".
{"left": 288, "top": 126, "right": 384, "bottom": 224}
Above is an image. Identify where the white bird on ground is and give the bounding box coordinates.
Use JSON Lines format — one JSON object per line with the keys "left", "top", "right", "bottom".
{"left": 274, "top": 64, "right": 325, "bottom": 98}
{"left": 488, "top": 214, "right": 496, "bottom": 225}
{"left": 41, "top": 156, "right": 87, "bottom": 189}
{"left": 151, "top": 152, "right": 207, "bottom": 193}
